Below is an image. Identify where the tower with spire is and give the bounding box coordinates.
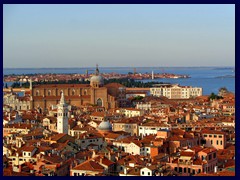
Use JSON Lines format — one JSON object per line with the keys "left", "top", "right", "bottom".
{"left": 57, "top": 91, "right": 69, "bottom": 134}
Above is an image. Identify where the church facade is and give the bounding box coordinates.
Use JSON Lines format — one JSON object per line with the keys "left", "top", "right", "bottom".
{"left": 30, "top": 66, "right": 126, "bottom": 111}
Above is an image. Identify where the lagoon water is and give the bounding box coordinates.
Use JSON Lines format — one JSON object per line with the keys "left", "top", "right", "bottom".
{"left": 3, "top": 67, "right": 235, "bottom": 95}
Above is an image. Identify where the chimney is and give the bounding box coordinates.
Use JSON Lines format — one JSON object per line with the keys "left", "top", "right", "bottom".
{"left": 92, "top": 150, "right": 96, "bottom": 158}
{"left": 124, "top": 167, "right": 127, "bottom": 175}
{"left": 19, "top": 165, "right": 22, "bottom": 172}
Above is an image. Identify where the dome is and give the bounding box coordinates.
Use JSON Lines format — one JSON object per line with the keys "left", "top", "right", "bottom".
{"left": 90, "top": 75, "right": 104, "bottom": 85}
{"left": 98, "top": 120, "right": 112, "bottom": 131}
{"left": 90, "top": 64, "right": 104, "bottom": 87}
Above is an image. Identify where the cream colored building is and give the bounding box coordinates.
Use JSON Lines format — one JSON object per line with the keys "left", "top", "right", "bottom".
{"left": 116, "top": 108, "right": 145, "bottom": 118}
{"left": 150, "top": 84, "right": 202, "bottom": 99}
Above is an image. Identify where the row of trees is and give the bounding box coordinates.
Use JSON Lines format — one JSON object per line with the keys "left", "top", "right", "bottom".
{"left": 7, "top": 78, "right": 166, "bottom": 88}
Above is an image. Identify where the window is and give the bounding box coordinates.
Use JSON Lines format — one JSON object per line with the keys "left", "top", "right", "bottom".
{"left": 148, "top": 172, "right": 150, "bottom": 176}
{"left": 204, "top": 134, "right": 207, "bottom": 137}
{"left": 211, "top": 140, "right": 213, "bottom": 144}
{"left": 209, "top": 154, "right": 212, "bottom": 160}
{"left": 142, "top": 171, "right": 144, "bottom": 175}
{"left": 97, "top": 98, "right": 103, "bottom": 107}
{"left": 213, "top": 153, "right": 216, "bottom": 158}
{"left": 214, "top": 135, "right": 217, "bottom": 138}
{"left": 209, "top": 135, "right": 212, "bottom": 137}
{"left": 36, "top": 90, "right": 39, "bottom": 96}
{"left": 219, "top": 135, "right": 223, "bottom": 138}
{"left": 220, "top": 140, "right": 223, "bottom": 145}
{"left": 216, "top": 140, "right": 219, "bottom": 145}
{"left": 184, "top": 168, "right": 187, "bottom": 173}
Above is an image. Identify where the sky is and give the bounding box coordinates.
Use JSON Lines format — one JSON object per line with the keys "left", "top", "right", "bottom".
{"left": 3, "top": 4, "right": 235, "bottom": 68}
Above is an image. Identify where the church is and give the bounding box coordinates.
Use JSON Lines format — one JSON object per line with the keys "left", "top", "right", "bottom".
{"left": 30, "top": 66, "right": 127, "bottom": 111}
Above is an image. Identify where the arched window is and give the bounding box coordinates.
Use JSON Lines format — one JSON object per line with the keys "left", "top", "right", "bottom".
{"left": 97, "top": 98, "right": 103, "bottom": 107}
{"left": 48, "top": 90, "right": 51, "bottom": 96}
{"left": 72, "top": 89, "right": 75, "bottom": 96}
{"left": 84, "top": 90, "right": 87, "bottom": 95}
{"left": 36, "top": 90, "right": 40, "bottom": 96}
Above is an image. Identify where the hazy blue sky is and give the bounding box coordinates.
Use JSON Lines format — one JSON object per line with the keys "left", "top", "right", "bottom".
{"left": 3, "top": 4, "right": 235, "bottom": 68}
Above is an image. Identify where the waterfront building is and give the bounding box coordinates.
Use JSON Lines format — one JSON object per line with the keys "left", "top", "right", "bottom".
{"left": 150, "top": 84, "right": 202, "bottom": 99}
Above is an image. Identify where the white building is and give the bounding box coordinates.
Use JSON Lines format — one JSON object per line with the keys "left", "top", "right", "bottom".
{"left": 113, "top": 141, "right": 141, "bottom": 155}
{"left": 150, "top": 84, "right": 202, "bottom": 99}
{"left": 136, "top": 102, "right": 151, "bottom": 111}
{"left": 138, "top": 123, "right": 170, "bottom": 137}
{"left": 116, "top": 108, "right": 144, "bottom": 118}
{"left": 57, "top": 92, "right": 69, "bottom": 134}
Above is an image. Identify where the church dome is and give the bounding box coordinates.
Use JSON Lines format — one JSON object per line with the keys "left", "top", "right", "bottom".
{"left": 90, "top": 64, "right": 104, "bottom": 87}
{"left": 98, "top": 120, "right": 112, "bottom": 131}
{"left": 90, "top": 75, "right": 104, "bottom": 85}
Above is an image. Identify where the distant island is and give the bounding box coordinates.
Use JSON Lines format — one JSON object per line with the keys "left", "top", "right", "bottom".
{"left": 3, "top": 72, "right": 190, "bottom": 83}
{"left": 215, "top": 75, "right": 235, "bottom": 79}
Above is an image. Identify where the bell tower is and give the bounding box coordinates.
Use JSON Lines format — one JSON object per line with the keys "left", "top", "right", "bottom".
{"left": 57, "top": 91, "right": 69, "bottom": 134}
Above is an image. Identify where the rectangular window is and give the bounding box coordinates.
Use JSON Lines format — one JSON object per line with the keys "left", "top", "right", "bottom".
{"left": 220, "top": 141, "right": 223, "bottom": 145}
{"left": 209, "top": 154, "right": 212, "bottom": 160}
